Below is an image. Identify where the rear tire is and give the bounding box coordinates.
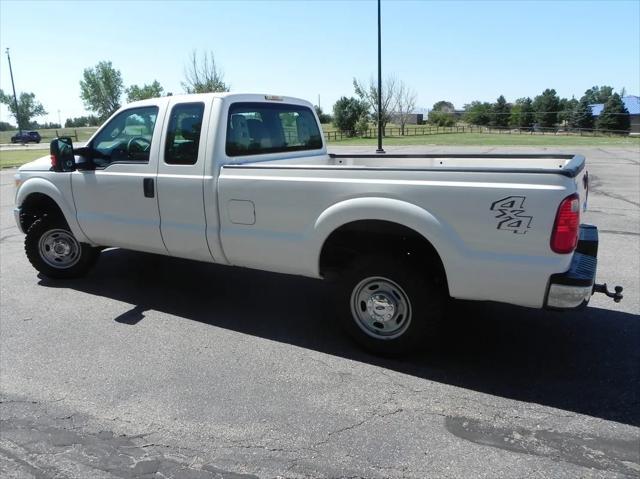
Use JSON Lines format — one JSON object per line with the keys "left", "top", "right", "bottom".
{"left": 25, "top": 217, "right": 99, "bottom": 279}
{"left": 336, "top": 255, "right": 445, "bottom": 356}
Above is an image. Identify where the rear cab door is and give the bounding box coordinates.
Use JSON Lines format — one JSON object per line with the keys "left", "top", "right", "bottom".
{"left": 156, "top": 96, "right": 214, "bottom": 262}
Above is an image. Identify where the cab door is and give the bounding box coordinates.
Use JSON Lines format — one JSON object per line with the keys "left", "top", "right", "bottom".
{"left": 156, "top": 99, "right": 214, "bottom": 262}
{"left": 71, "top": 105, "right": 168, "bottom": 254}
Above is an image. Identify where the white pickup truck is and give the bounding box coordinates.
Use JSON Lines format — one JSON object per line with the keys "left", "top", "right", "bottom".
{"left": 13, "top": 93, "right": 622, "bottom": 354}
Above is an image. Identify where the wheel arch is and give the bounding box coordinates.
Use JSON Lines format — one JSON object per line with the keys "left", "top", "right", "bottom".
{"left": 315, "top": 197, "right": 459, "bottom": 291}
{"left": 16, "top": 178, "right": 90, "bottom": 243}
{"left": 20, "top": 192, "right": 66, "bottom": 232}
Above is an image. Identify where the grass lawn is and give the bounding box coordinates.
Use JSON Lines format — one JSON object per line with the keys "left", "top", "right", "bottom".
{"left": 0, "top": 149, "right": 47, "bottom": 168}
{"left": 328, "top": 132, "right": 640, "bottom": 147}
{"left": 0, "top": 127, "right": 98, "bottom": 145}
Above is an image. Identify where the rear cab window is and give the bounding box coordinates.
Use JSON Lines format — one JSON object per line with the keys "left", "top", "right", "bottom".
{"left": 164, "top": 102, "right": 205, "bottom": 165}
{"left": 226, "top": 102, "right": 322, "bottom": 157}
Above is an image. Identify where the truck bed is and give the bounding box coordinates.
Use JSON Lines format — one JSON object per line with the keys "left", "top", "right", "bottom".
{"left": 233, "top": 153, "right": 585, "bottom": 178}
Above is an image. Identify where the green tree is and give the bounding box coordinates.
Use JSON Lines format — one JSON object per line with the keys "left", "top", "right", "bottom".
{"left": 431, "top": 100, "right": 455, "bottom": 113}
{"left": 428, "top": 100, "right": 455, "bottom": 126}
{"left": 353, "top": 75, "right": 397, "bottom": 131}
{"left": 332, "top": 97, "right": 369, "bottom": 134}
{"left": 490, "top": 95, "right": 511, "bottom": 128}
{"left": 558, "top": 97, "right": 578, "bottom": 125}
{"left": 596, "top": 93, "right": 630, "bottom": 132}
{"left": 0, "top": 121, "right": 15, "bottom": 131}
{"left": 79, "top": 61, "right": 124, "bottom": 120}
{"left": 182, "top": 50, "right": 229, "bottom": 93}
{"left": 463, "top": 101, "right": 492, "bottom": 126}
{"left": 355, "top": 116, "right": 371, "bottom": 136}
{"left": 0, "top": 89, "right": 47, "bottom": 129}
{"left": 65, "top": 115, "right": 100, "bottom": 128}
{"left": 509, "top": 97, "right": 535, "bottom": 128}
{"left": 314, "top": 105, "right": 333, "bottom": 124}
{"left": 428, "top": 111, "right": 456, "bottom": 127}
{"left": 126, "top": 80, "right": 164, "bottom": 102}
{"left": 532, "top": 89, "right": 560, "bottom": 127}
{"left": 583, "top": 85, "right": 614, "bottom": 104}
{"left": 569, "top": 96, "right": 594, "bottom": 129}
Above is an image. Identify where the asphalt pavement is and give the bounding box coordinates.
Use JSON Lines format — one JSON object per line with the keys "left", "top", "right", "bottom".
{"left": 1, "top": 145, "right": 638, "bottom": 478}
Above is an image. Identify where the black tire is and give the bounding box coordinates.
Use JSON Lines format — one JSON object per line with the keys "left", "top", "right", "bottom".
{"left": 25, "top": 217, "right": 99, "bottom": 279}
{"left": 336, "top": 255, "right": 445, "bottom": 356}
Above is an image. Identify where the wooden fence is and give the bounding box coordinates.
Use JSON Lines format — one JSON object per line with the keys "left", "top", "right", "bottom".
{"left": 324, "top": 125, "right": 633, "bottom": 141}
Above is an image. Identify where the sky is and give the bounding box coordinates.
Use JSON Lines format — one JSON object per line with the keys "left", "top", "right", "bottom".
{"left": 1, "top": 0, "right": 639, "bottom": 125}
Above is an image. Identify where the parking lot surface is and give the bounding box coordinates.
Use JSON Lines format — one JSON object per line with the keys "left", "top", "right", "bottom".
{"left": 1, "top": 145, "right": 638, "bottom": 478}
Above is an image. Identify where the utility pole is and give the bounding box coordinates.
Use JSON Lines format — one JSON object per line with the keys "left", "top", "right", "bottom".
{"left": 376, "top": 0, "right": 384, "bottom": 153}
{"left": 5, "top": 48, "right": 22, "bottom": 134}
{"left": 58, "top": 109, "right": 62, "bottom": 127}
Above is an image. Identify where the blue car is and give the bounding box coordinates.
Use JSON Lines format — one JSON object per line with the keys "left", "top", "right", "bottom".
{"left": 11, "top": 131, "right": 41, "bottom": 144}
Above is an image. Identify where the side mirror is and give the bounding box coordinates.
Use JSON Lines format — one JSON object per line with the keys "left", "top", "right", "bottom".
{"left": 50, "top": 137, "right": 76, "bottom": 172}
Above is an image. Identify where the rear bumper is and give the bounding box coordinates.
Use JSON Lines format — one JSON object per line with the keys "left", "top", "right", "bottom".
{"left": 545, "top": 224, "right": 598, "bottom": 309}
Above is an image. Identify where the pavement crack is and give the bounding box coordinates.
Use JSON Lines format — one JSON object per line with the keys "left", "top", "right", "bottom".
{"left": 314, "top": 407, "right": 406, "bottom": 449}
{"left": 0, "top": 399, "right": 40, "bottom": 405}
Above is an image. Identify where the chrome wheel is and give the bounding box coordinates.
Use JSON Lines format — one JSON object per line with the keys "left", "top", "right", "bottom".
{"left": 350, "top": 276, "right": 412, "bottom": 339}
{"left": 38, "top": 229, "right": 81, "bottom": 269}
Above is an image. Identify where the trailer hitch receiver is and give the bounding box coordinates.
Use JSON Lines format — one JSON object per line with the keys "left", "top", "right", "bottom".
{"left": 593, "top": 283, "right": 624, "bottom": 303}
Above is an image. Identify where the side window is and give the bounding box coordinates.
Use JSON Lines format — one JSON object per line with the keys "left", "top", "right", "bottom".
{"left": 164, "top": 102, "right": 205, "bottom": 165}
{"left": 92, "top": 106, "right": 159, "bottom": 167}
{"left": 226, "top": 102, "right": 322, "bottom": 156}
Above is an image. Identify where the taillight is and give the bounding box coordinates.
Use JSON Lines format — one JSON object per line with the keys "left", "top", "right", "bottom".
{"left": 551, "top": 193, "right": 580, "bottom": 254}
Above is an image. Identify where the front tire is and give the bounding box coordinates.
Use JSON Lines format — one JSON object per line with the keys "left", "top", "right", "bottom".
{"left": 25, "top": 217, "right": 98, "bottom": 279}
{"left": 337, "top": 256, "right": 445, "bottom": 356}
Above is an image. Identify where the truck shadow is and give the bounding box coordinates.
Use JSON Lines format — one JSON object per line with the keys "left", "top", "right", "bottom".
{"left": 38, "top": 248, "right": 639, "bottom": 427}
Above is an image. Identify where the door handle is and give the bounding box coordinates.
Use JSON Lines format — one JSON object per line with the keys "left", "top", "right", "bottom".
{"left": 143, "top": 178, "right": 154, "bottom": 198}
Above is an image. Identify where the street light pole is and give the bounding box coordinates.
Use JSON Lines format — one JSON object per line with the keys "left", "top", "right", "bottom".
{"left": 376, "top": 0, "right": 384, "bottom": 153}
{"left": 5, "top": 48, "right": 22, "bottom": 134}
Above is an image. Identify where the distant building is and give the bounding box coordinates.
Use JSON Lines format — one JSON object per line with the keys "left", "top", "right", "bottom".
{"left": 590, "top": 95, "right": 640, "bottom": 134}
{"left": 391, "top": 113, "right": 424, "bottom": 125}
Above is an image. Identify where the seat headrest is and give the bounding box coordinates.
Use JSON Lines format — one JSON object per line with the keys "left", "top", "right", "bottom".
{"left": 296, "top": 115, "right": 311, "bottom": 143}
{"left": 179, "top": 116, "right": 201, "bottom": 141}
{"left": 231, "top": 114, "right": 250, "bottom": 147}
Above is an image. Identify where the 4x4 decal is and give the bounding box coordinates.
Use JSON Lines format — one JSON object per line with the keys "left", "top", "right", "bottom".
{"left": 490, "top": 196, "right": 533, "bottom": 234}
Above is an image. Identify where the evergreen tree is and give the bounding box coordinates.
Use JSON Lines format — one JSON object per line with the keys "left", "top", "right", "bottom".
{"left": 558, "top": 97, "right": 578, "bottom": 124}
{"left": 596, "top": 93, "right": 630, "bottom": 132}
{"left": 570, "top": 96, "right": 595, "bottom": 129}
{"left": 490, "top": 95, "right": 511, "bottom": 128}
{"left": 532, "top": 89, "right": 560, "bottom": 127}
{"left": 583, "top": 86, "right": 614, "bottom": 104}
{"left": 509, "top": 97, "right": 535, "bottom": 128}
{"left": 463, "top": 101, "right": 492, "bottom": 126}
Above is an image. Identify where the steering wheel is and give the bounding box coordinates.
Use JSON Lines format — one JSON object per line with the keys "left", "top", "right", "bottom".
{"left": 127, "top": 136, "right": 151, "bottom": 158}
